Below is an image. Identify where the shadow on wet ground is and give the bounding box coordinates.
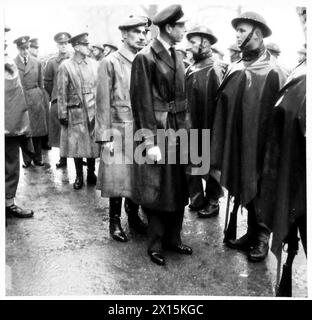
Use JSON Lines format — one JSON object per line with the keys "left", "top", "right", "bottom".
{"left": 5, "top": 148, "right": 307, "bottom": 297}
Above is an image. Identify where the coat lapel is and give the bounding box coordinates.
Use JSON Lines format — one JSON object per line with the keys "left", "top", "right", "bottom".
{"left": 151, "top": 39, "right": 174, "bottom": 70}
{"left": 118, "top": 44, "right": 136, "bottom": 63}
{"left": 24, "top": 56, "right": 35, "bottom": 75}
{"left": 14, "top": 55, "right": 25, "bottom": 73}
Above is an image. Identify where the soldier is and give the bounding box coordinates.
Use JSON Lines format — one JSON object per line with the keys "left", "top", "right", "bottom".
{"left": 130, "top": 4, "right": 192, "bottom": 266}
{"left": 103, "top": 43, "right": 118, "bottom": 57}
{"left": 96, "top": 16, "right": 148, "bottom": 243}
{"left": 228, "top": 43, "right": 241, "bottom": 63}
{"left": 14, "top": 36, "right": 48, "bottom": 167}
{"left": 210, "top": 12, "right": 287, "bottom": 262}
{"left": 5, "top": 26, "right": 34, "bottom": 218}
{"left": 29, "top": 38, "right": 39, "bottom": 58}
{"left": 266, "top": 42, "right": 281, "bottom": 58}
{"left": 185, "top": 26, "right": 225, "bottom": 218}
{"left": 58, "top": 33, "right": 99, "bottom": 189}
{"left": 91, "top": 43, "right": 105, "bottom": 61}
{"left": 44, "top": 32, "right": 71, "bottom": 168}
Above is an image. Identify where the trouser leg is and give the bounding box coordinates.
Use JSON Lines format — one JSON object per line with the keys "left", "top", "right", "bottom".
{"left": 205, "top": 174, "right": 223, "bottom": 201}
{"left": 297, "top": 214, "right": 307, "bottom": 256}
{"left": 163, "top": 209, "right": 184, "bottom": 247}
{"left": 74, "top": 158, "right": 83, "bottom": 176}
{"left": 21, "top": 138, "right": 33, "bottom": 164}
{"left": 32, "top": 136, "right": 43, "bottom": 163}
{"left": 143, "top": 207, "right": 165, "bottom": 252}
{"left": 109, "top": 197, "right": 127, "bottom": 242}
{"left": 5, "top": 137, "right": 20, "bottom": 205}
{"left": 125, "top": 198, "right": 147, "bottom": 234}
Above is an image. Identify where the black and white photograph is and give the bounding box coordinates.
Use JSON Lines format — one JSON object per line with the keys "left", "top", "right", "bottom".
{"left": 2, "top": 0, "right": 309, "bottom": 301}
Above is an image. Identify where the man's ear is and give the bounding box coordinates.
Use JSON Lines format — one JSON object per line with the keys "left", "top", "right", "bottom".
{"left": 254, "top": 28, "right": 264, "bottom": 40}
{"left": 165, "top": 23, "right": 172, "bottom": 34}
{"left": 121, "top": 30, "right": 128, "bottom": 40}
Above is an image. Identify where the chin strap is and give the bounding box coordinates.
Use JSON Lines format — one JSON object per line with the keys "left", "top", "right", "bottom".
{"left": 239, "top": 26, "right": 256, "bottom": 50}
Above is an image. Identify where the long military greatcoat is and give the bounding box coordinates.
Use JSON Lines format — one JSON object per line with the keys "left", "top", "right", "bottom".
{"left": 14, "top": 55, "right": 48, "bottom": 137}
{"left": 57, "top": 54, "right": 100, "bottom": 158}
{"left": 44, "top": 52, "right": 70, "bottom": 147}
{"left": 255, "top": 60, "right": 306, "bottom": 256}
{"left": 96, "top": 45, "right": 136, "bottom": 198}
{"left": 210, "top": 48, "right": 287, "bottom": 206}
{"left": 5, "top": 56, "right": 31, "bottom": 137}
{"left": 130, "top": 38, "right": 190, "bottom": 212}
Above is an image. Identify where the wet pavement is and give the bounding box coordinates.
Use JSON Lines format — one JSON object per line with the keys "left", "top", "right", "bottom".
{"left": 5, "top": 148, "right": 307, "bottom": 297}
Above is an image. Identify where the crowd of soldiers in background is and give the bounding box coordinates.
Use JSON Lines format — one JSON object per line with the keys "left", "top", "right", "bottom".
{"left": 4, "top": 4, "right": 306, "bottom": 297}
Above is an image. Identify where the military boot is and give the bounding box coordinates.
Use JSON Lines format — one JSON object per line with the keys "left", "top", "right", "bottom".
{"left": 248, "top": 232, "right": 269, "bottom": 262}
{"left": 125, "top": 198, "right": 147, "bottom": 234}
{"left": 109, "top": 198, "right": 128, "bottom": 242}
{"left": 226, "top": 231, "right": 256, "bottom": 251}
{"left": 56, "top": 157, "right": 67, "bottom": 169}
{"left": 73, "top": 158, "right": 84, "bottom": 189}
{"left": 86, "top": 158, "right": 97, "bottom": 185}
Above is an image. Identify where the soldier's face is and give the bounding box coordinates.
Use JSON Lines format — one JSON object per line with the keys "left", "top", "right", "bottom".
{"left": 77, "top": 43, "right": 90, "bottom": 57}
{"left": 168, "top": 22, "right": 186, "bottom": 43}
{"left": 29, "top": 47, "right": 38, "bottom": 56}
{"left": 103, "top": 46, "right": 116, "bottom": 57}
{"left": 123, "top": 26, "right": 146, "bottom": 51}
{"left": 57, "top": 42, "right": 69, "bottom": 54}
{"left": 236, "top": 22, "right": 258, "bottom": 50}
{"left": 18, "top": 46, "right": 29, "bottom": 57}
{"left": 92, "top": 47, "right": 102, "bottom": 58}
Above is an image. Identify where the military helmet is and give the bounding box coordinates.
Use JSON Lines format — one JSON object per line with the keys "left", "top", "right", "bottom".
{"left": 186, "top": 25, "right": 217, "bottom": 45}
{"left": 231, "top": 11, "right": 272, "bottom": 38}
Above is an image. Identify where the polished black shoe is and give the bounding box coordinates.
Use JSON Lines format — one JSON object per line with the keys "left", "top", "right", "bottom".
{"left": 87, "top": 173, "right": 97, "bottom": 185}
{"left": 226, "top": 232, "right": 256, "bottom": 251}
{"left": 56, "top": 158, "right": 67, "bottom": 169}
{"left": 73, "top": 175, "right": 84, "bottom": 189}
{"left": 148, "top": 250, "right": 165, "bottom": 266}
{"left": 33, "top": 161, "right": 44, "bottom": 166}
{"left": 164, "top": 244, "right": 193, "bottom": 255}
{"left": 197, "top": 201, "right": 219, "bottom": 218}
{"left": 6, "top": 205, "right": 34, "bottom": 218}
{"left": 22, "top": 161, "right": 32, "bottom": 168}
{"left": 109, "top": 218, "right": 128, "bottom": 242}
{"left": 248, "top": 238, "right": 269, "bottom": 262}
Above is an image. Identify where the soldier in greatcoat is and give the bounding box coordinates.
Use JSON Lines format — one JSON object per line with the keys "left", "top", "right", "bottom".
{"left": 58, "top": 33, "right": 99, "bottom": 189}
{"left": 210, "top": 12, "right": 288, "bottom": 262}
{"left": 14, "top": 36, "right": 48, "bottom": 167}
{"left": 5, "top": 27, "right": 34, "bottom": 218}
{"left": 130, "top": 5, "right": 193, "bottom": 266}
{"left": 44, "top": 32, "right": 71, "bottom": 168}
{"left": 91, "top": 43, "right": 105, "bottom": 61}
{"left": 96, "top": 16, "right": 148, "bottom": 242}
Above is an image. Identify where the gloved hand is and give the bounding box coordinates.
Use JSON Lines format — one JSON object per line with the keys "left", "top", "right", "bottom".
{"left": 147, "top": 146, "right": 162, "bottom": 162}
{"left": 103, "top": 141, "right": 114, "bottom": 153}
{"left": 59, "top": 118, "right": 68, "bottom": 126}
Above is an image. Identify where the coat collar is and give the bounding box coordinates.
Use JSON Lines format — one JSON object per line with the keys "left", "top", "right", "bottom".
{"left": 151, "top": 38, "right": 175, "bottom": 69}
{"left": 15, "top": 54, "right": 35, "bottom": 74}
{"left": 73, "top": 52, "right": 88, "bottom": 64}
{"left": 56, "top": 52, "right": 70, "bottom": 63}
{"left": 186, "top": 57, "right": 214, "bottom": 78}
{"left": 118, "top": 44, "right": 136, "bottom": 63}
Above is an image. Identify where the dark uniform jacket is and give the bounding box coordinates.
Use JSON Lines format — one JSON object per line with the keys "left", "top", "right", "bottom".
{"left": 14, "top": 54, "right": 48, "bottom": 137}
{"left": 5, "top": 56, "right": 31, "bottom": 137}
{"left": 130, "top": 38, "right": 190, "bottom": 212}
{"left": 211, "top": 48, "right": 287, "bottom": 206}
{"left": 255, "top": 60, "right": 306, "bottom": 256}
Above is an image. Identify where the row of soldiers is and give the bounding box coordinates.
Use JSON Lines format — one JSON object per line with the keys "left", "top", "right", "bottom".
{"left": 5, "top": 4, "right": 306, "bottom": 293}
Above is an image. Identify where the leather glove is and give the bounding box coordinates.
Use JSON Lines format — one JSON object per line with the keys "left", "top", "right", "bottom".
{"left": 59, "top": 118, "right": 68, "bottom": 126}
{"left": 147, "top": 146, "right": 162, "bottom": 162}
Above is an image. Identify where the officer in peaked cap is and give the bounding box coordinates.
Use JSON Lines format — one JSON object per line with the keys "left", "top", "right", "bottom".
{"left": 96, "top": 14, "right": 148, "bottom": 243}
{"left": 58, "top": 30, "right": 99, "bottom": 190}
{"left": 69, "top": 32, "right": 90, "bottom": 46}
{"left": 129, "top": 14, "right": 152, "bottom": 45}
{"left": 228, "top": 43, "right": 241, "bottom": 63}
{"left": 152, "top": 4, "right": 187, "bottom": 26}
{"left": 44, "top": 31, "right": 71, "bottom": 168}
{"left": 266, "top": 42, "right": 281, "bottom": 58}
{"left": 54, "top": 32, "right": 71, "bottom": 43}
{"left": 130, "top": 4, "right": 192, "bottom": 266}
{"left": 231, "top": 11, "right": 272, "bottom": 50}
{"left": 29, "top": 38, "right": 39, "bottom": 58}
{"left": 14, "top": 36, "right": 30, "bottom": 49}
{"left": 91, "top": 43, "right": 105, "bottom": 61}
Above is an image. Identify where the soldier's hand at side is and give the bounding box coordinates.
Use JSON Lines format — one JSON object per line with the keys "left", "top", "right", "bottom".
{"left": 59, "top": 118, "right": 68, "bottom": 127}
{"left": 103, "top": 142, "right": 114, "bottom": 153}
{"left": 147, "top": 146, "right": 162, "bottom": 162}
